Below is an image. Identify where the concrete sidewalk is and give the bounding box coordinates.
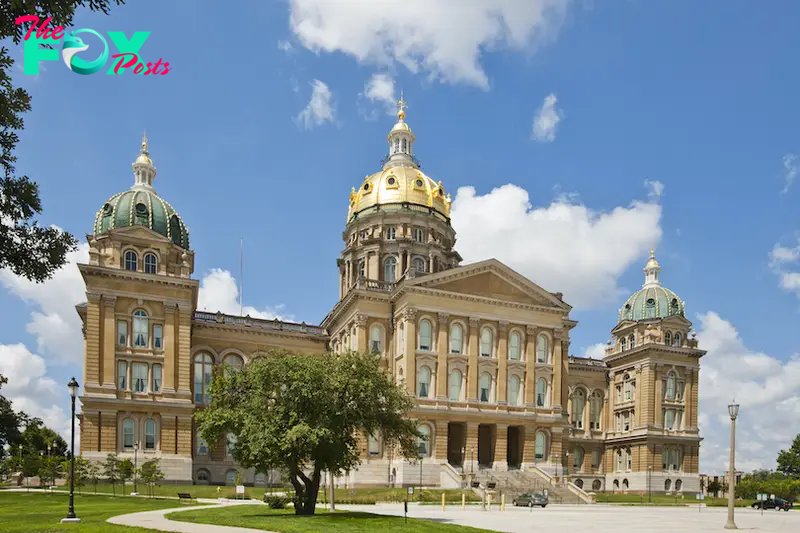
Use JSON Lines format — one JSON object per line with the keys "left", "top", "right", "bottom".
{"left": 107, "top": 501, "right": 276, "bottom": 533}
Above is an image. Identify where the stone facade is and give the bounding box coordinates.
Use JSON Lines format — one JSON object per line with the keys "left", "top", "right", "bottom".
{"left": 78, "top": 111, "right": 704, "bottom": 493}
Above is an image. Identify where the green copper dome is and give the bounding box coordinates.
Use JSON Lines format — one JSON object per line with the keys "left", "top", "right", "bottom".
{"left": 92, "top": 133, "right": 190, "bottom": 249}
{"left": 617, "top": 250, "right": 685, "bottom": 322}
{"left": 93, "top": 189, "right": 189, "bottom": 249}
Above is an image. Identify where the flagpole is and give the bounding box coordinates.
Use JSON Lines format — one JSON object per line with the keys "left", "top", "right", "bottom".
{"left": 239, "top": 238, "right": 243, "bottom": 316}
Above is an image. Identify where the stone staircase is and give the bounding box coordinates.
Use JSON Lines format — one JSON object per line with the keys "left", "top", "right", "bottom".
{"left": 473, "top": 469, "right": 588, "bottom": 505}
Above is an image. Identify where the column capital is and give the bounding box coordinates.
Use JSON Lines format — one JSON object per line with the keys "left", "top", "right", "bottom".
{"left": 554, "top": 328, "right": 568, "bottom": 341}
{"left": 177, "top": 302, "right": 193, "bottom": 313}
{"left": 468, "top": 317, "right": 480, "bottom": 327}
{"left": 498, "top": 321, "right": 509, "bottom": 333}
{"left": 86, "top": 293, "right": 102, "bottom": 304}
{"left": 163, "top": 302, "right": 177, "bottom": 315}
{"left": 103, "top": 296, "right": 117, "bottom": 308}
{"left": 402, "top": 307, "right": 417, "bottom": 322}
{"left": 437, "top": 313, "right": 450, "bottom": 325}
{"left": 355, "top": 313, "right": 368, "bottom": 327}
{"left": 526, "top": 325, "right": 537, "bottom": 335}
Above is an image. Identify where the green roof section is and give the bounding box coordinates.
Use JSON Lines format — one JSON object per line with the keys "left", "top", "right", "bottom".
{"left": 93, "top": 189, "right": 190, "bottom": 249}
{"left": 617, "top": 249, "right": 686, "bottom": 322}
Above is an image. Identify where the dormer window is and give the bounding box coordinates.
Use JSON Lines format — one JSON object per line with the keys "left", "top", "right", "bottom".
{"left": 135, "top": 203, "right": 148, "bottom": 225}
{"left": 124, "top": 250, "right": 138, "bottom": 271}
{"left": 144, "top": 253, "right": 157, "bottom": 274}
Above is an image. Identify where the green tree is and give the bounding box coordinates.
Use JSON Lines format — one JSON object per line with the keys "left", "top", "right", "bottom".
{"left": 707, "top": 480, "right": 722, "bottom": 497}
{"left": 138, "top": 458, "right": 165, "bottom": 498}
{"left": 39, "top": 455, "right": 63, "bottom": 486}
{"left": 85, "top": 460, "right": 100, "bottom": 493}
{"left": 19, "top": 418, "right": 67, "bottom": 457}
{"left": 118, "top": 458, "right": 134, "bottom": 495}
{"left": 777, "top": 434, "right": 800, "bottom": 478}
{"left": 102, "top": 454, "right": 120, "bottom": 496}
{"left": 0, "top": 375, "right": 25, "bottom": 461}
{"left": 63, "top": 456, "right": 88, "bottom": 494}
{"left": 196, "top": 350, "right": 419, "bottom": 515}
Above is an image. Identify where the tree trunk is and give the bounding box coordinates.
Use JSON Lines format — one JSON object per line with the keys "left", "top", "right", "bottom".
{"left": 290, "top": 467, "right": 321, "bottom": 515}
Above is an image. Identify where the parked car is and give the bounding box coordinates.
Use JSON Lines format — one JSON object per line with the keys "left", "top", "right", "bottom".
{"left": 512, "top": 493, "right": 548, "bottom": 507}
{"left": 751, "top": 498, "right": 792, "bottom": 511}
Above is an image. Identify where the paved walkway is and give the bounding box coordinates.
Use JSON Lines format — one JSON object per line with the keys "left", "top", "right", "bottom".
{"left": 107, "top": 500, "right": 276, "bottom": 533}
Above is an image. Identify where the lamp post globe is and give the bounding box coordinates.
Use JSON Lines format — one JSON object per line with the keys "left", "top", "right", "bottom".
{"left": 61, "top": 377, "right": 80, "bottom": 524}
{"left": 724, "top": 402, "right": 739, "bottom": 530}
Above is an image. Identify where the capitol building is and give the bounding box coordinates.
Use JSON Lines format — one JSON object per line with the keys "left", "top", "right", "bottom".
{"left": 77, "top": 101, "right": 704, "bottom": 496}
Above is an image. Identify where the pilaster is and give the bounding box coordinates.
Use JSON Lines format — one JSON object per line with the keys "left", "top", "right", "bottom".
{"left": 524, "top": 326, "right": 536, "bottom": 406}
{"left": 436, "top": 313, "right": 449, "bottom": 399}
{"left": 434, "top": 420, "right": 448, "bottom": 460}
{"left": 162, "top": 304, "right": 177, "bottom": 393}
{"left": 85, "top": 295, "right": 102, "bottom": 388}
{"left": 494, "top": 424, "right": 508, "bottom": 468}
{"left": 467, "top": 318, "right": 479, "bottom": 402}
{"left": 522, "top": 426, "right": 536, "bottom": 464}
{"left": 653, "top": 365, "right": 663, "bottom": 428}
{"left": 552, "top": 330, "right": 564, "bottom": 411}
{"left": 176, "top": 304, "right": 193, "bottom": 395}
{"left": 403, "top": 308, "right": 417, "bottom": 395}
{"left": 176, "top": 415, "right": 193, "bottom": 456}
{"left": 465, "top": 422, "right": 479, "bottom": 473}
{"left": 690, "top": 369, "right": 699, "bottom": 428}
{"left": 684, "top": 368, "right": 693, "bottom": 429}
{"left": 355, "top": 314, "right": 368, "bottom": 353}
{"left": 497, "top": 322, "right": 509, "bottom": 404}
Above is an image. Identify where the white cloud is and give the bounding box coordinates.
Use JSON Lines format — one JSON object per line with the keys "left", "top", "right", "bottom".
{"left": 450, "top": 181, "right": 662, "bottom": 308}
{"left": 781, "top": 153, "right": 797, "bottom": 194}
{"left": 532, "top": 93, "right": 563, "bottom": 142}
{"left": 0, "top": 344, "right": 74, "bottom": 444}
{"left": 0, "top": 243, "right": 89, "bottom": 365}
{"left": 644, "top": 179, "right": 664, "bottom": 199}
{"left": 359, "top": 74, "right": 397, "bottom": 119}
{"left": 583, "top": 343, "right": 607, "bottom": 359}
{"left": 769, "top": 239, "right": 800, "bottom": 296}
{"left": 289, "top": 0, "right": 569, "bottom": 88}
{"left": 696, "top": 312, "right": 800, "bottom": 473}
{"left": 277, "top": 40, "right": 294, "bottom": 53}
{"left": 197, "top": 268, "right": 293, "bottom": 321}
{"left": 296, "top": 79, "right": 335, "bottom": 130}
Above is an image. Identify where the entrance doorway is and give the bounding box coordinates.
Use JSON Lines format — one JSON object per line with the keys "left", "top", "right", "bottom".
{"left": 507, "top": 426, "right": 523, "bottom": 469}
{"left": 478, "top": 424, "right": 494, "bottom": 468}
{"left": 447, "top": 422, "right": 466, "bottom": 467}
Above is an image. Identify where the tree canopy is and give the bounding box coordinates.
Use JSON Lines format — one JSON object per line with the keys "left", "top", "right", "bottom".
{"left": 777, "top": 434, "right": 800, "bottom": 478}
{"left": 196, "top": 350, "right": 420, "bottom": 515}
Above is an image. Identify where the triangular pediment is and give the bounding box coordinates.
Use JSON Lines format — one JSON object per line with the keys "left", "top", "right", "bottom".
{"left": 103, "top": 225, "right": 172, "bottom": 245}
{"left": 410, "top": 259, "right": 570, "bottom": 310}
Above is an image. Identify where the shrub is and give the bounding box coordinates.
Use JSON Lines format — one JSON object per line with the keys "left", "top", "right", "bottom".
{"left": 264, "top": 494, "right": 291, "bottom": 509}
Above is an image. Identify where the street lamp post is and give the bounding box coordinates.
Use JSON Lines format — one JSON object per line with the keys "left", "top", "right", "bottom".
{"left": 61, "top": 377, "right": 80, "bottom": 524}
{"left": 725, "top": 402, "right": 739, "bottom": 530}
{"left": 564, "top": 450, "right": 570, "bottom": 484}
{"left": 470, "top": 445, "right": 474, "bottom": 475}
{"left": 647, "top": 465, "right": 652, "bottom": 503}
{"left": 461, "top": 446, "right": 466, "bottom": 475}
{"left": 132, "top": 441, "right": 140, "bottom": 496}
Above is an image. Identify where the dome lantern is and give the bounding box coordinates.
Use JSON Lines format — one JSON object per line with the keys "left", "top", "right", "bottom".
{"left": 132, "top": 131, "right": 156, "bottom": 192}
{"left": 617, "top": 249, "right": 685, "bottom": 323}
{"left": 384, "top": 91, "right": 417, "bottom": 170}
{"left": 643, "top": 248, "right": 661, "bottom": 287}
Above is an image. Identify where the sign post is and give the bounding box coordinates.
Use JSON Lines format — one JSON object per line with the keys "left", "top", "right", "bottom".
{"left": 235, "top": 485, "right": 245, "bottom": 500}
{"left": 405, "top": 487, "right": 413, "bottom": 524}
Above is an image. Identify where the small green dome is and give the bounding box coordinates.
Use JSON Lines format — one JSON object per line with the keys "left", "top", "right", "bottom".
{"left": 93, "top": 189, "right": 190, "bottom": 248}
{"left": 618, "top": 249, "right": 685, "bottom": 322}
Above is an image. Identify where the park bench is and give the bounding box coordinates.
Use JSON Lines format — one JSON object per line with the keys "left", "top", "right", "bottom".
{"left": 177, "top": 492, "right": 195, "bottom": 503}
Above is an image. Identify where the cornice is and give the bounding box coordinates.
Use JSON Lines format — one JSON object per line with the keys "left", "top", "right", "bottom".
{"left": 394, "top": 285, "right": 567, "bottom": 316}
{"left": 192, "top": 321, "right": 329, "bottom": 341}
{"left": 79, "top": 263, "right": 198, "bottom": 290}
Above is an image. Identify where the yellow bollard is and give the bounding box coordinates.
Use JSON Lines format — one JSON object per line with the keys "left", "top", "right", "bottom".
{"left": 487, "top": 493, "right": 492, "bottom": 511}
{"left": 442, "top": 492, "right": 446, "bottom": 512}
{"left": 462, "top": 493, "right": 465, "bottom": 510}
{"left": 501, "top": 494, "right": 505, "bottom": 512}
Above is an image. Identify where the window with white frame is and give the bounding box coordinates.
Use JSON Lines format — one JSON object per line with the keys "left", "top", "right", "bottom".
{"left": 573, "top": 446, "right": 585, "bottom": 471}
{"left": 615, "top": 385, "right": 622, "bottom": 403}
{"left": 479, "top": 328, "right": 493, "bottom": 357}
{"left": 417, "top": 425, "right": 430, "bottom": 457}
{"left": 676, "top": 379, "right": 685, "bottom": 401}
{"left": 626, "top": 447, "right": 632, "bottom": 471}
{"left": 385, "top": 226, "right": 396, "bottom": 240}
{"left": 615, "top": 448, "right": 623, "bottom": 472}
{"left": 412, "top": 257, "right": 426, "bottom": 274}
{"left": 673, "top": 333, "right": 682, "bottom": 346}
{"left": 535, "top": 432, "right": 546, "bottom": 460}
{"left": 536, "top": 334, "right": 549, "bottom": 363}
{"left": 665, "top": 371, "right": 677, "bottom": 400}
{"left": 623, "top": 411, "right": 630, "bottom": 431}
{"left": 413, "top": 227, "right": 425, "bottom": 243}
{"left": 509, "top": 331, "right": 521, "bottom": 360}
{"left": 615, "top": 412, "right": 621, "bottom": 432}
{"left": 194, "top": 353, "right": 214, "bottom": 404}
{"left": 152, "top": 364, "right": 162, "bottom": 393}
{"left": 117, "top": 361, "right": 128, "bottom": 390}
{"left": 592, "top": 449, "right": 601, "bottom": 470}
{"left": 133, "top": 310, "right": 148, "bottom": 348}
{"left": 572, "top": 389, "right": 585, "bottom": 429}
{"left": 370, "top": 325, "right": 383, "bottom": 354}
{"left": 623, "top": 375, "right": 633, "bottom": 401}
{"left": 359, "top": 260, "right": 365, "bottom": 278}
{"left": 122, "top": 418, "right": 135, "bottom": 449}
{"left": 620, "top": 337, "right": 627, "bottom": 352}
{"left": 448, "top": 369, "right": 462, "bottom": 401}
{"left": 124, "top": 250, "right": 138, "bottom": 271}
{"left": 133, "top": 362, "right": 148, "bottom": 393}
{"left": 628, "top": 334, "right": 635, "bottom": 348}
{"left": 664, "top": 408, "right": 677, "bottom": 430}
{"left": 536, "top": 378, "right": 547, "bottom": 407}
{"left": 197, "top": 436, "right": 209, "bottom": 455}
{"left": 664, "top": 331, "right": 672, "bottom": 345}
{"left": 590, "top": 391, "right": 603, "bottom": 430}
{"left": 384, "top": 257, "right": 397, "bottom": 282}
{"left": 449, "top": 324, "right": 463, "bottom": 354}
{"left": 117, "top": 321, "right": 127, "bottom": 346}
{"left": 144, "top": 253, "right": 157, "bottom": 274}
{"left": 419, "top": 319, "right": 432, "bottom": 351}
{"left": 418, "top": 366, "right": 431, "bottom": 398}
{"left": 223, "top": 354, "right": 244, "bottom": 377}
{"left": 144, "top": 418, "right": 156, "bottom": 449}
{"left": 368, "top": 434, "right": 381, "bottom": 456}
{"left": 508, "top": 375, "right": 521, "bottom": 406}
{"left": 479, "top": 372, "right": 492, "bottom": 402}
{"left": 153, "top": 324, "right": 163, "bottom": 350}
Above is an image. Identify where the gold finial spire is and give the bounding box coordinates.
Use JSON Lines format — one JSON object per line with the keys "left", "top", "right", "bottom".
{"left": 397, "top": 90, "right": 407, "bottom": 120}
{"left": 141, "top": 130, "right": 148, "bottom": 153}
{"left": 135, "top": 130, "right": 153, "bottom": 166}
{"left": 650, "top": 248, "right": 655, "bottom": 258}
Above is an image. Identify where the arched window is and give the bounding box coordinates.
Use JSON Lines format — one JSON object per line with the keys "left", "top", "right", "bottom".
{"left": 665, "top": 479, "right": 672, "bottom": 492}
{"left": 196, "top": 469, "right": 210, "bottom": 484}
{"left": 370, "top": 325, "right": 383, "bottom": 354}
{"left": 575, "top": 479, "right": 584, "bottom": 489}
{"left": 622, "top": 478, "right": 629, "bottom": 490}
{"left": 480, "top": 328, "right": 493, "bottom": 357}
{"left": 628, "top": 334, "right": 635, "bottom": 348}
{"left": 479, "top": 372, "right": 492, "bottom": 402}
{"left": 418, "top": 319, "right": 432, "bottom": 351}
{"left": 449, "top": 324, "right": 463, "bottom": 354}
{"left": 393, "top": 139, "right": 400, "bottom": 154}
{"left": 536, "top": 378, "right": 547, "bottom": 407}
{"left": 385, "top": 226, "right": 396, "bottom": 240}
{"left": 448, "top": 369, "right": 462, "bottom": 401}
{"left": 589, "top": 391, "right": 603, "bottom": 430}
{"left": 133, "top": 310, "right": 148, "bottom": 348}
{"left": 536, "top": 334, "right": 549, "bottom": 363}
{"left": 613, "top": 479, "right": 620, "bottom": 490}
{"left": 666, "top": 371, "right": 676, "bottom": 400}
{"left": 509, "top": 332, "right": 521, "bottom": 360}
{"left": 144, "top": 253, "right": 157, "bottom": 274}
{"left": 193, "top": 353, "right": 214, "bottom": 404}
{"left": 615, "top": 449, "right": 623, "bottom": 472}
{"left": 417, "top": 425, "right": 430, "bottom": 457}
{"left": 226, "top": 470, "right": 239, "bottom": 486}
{"left": 144, "top": 418, "right": 156, "bottom": 450}
{"left": 620, "top": 337, "right": 627, "bottom": 352}
{"left": 572, "top": 389, "right": 586, "bottom": 429}
{"left": 368, "top": 434, "right": 381, "bottom": 456}
{"left": 384, "top": 257, "right": 397, "bottom": 282}
{"left": 170, "top": 215, "right": 182, "bottom": 246}
{"left": 664, "top": 331, "right": 672, "bottom": 345}
{"left": 401, "top": 138, "right": 408, "bottom": 153}
{"left": 675, "top": 479, "right": 682, "bottom": 492}
{"left": 124, "top": 250, "right": 138, "bottom": 271}
{"left": 508, "top": 375, "right": 521, "bottom": 406}
{"left": 626, "top": 447, "right": 632, "bottom": 471}
{"left": 122, "top": 418, "right": 135, "bottom": 449}
{"left": 418, "top": 366, "right": 431, "bottom": 398}
{"left": 534, "top": 432, "right": 546, "bottom": 460}
{"left": 412, "top": 257, "right": 426, "bottom": 274}
{"left": 673, "top": 333, "right": 682, "bottom": 347}
{"left": 592, "top": 479, "right": 602, "bottom": 491}
{"left": 223, "top": 354, "right": 244, "bottom": 376}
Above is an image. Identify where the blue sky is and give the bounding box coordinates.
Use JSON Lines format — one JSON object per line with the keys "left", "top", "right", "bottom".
{"left": 2, "top": 0, "right": 800, "bottom": 473}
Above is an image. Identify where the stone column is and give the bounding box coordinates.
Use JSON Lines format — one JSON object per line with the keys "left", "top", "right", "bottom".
{"left": 634, "top": 364, "right": 643, "bottom": 428}
{"left": 434, "top": 420, "right": 448, "bottom": 461}
{"left": 436, "top": 313, "right": 449, "bottom": 399}
{"left": 550, "top": 429, "right": 563, "bottom": 471}
{"left": 429, "top": 252, "right": 434, "bottom": 274}
{"left": 356, "top": 314, "right": 368, "bottom": 353}
{"left": 684, "top": 368, "right": 693, "bottom": 430}
{"left": 176, "top": 415, "right": 193, "bottom": 456}
{"left": 494, "top": 424, "right": 508, "bottom": 469}
{"left": 653, "top": 365, "right": 663, "bottom": 427}
{"left": 552, "top": 331, "right": 564, "bottom": 411}
{"left": 176, "top": 304, "right": 193, "bottom": 397}
{"left": 497, "top": 322, "right": 508, "bottom": 404}
{"left": 525, "top": 326, "right": 536, "bottom": 406}
{"left": 465, "top": 422, "right": 479, "bottom": 474}
{"left": 101, "top": 296, "right": 117, "bottom": 388}
{"left": 467, "top": 318, "right": 479, "bottom": 402}
{"left": 403, "top": 308, "right": 417, "bottom": 395}
{"left": 522, "top": 426, "right": 536, "bottom": 465}
{"left": 690, "top": 369, "right": 699, "bottom": 428}
{"left": 162, "top": 304, "right": 176, "bottom": 393}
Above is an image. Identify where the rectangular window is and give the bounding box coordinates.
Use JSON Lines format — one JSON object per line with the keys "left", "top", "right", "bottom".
{"left": 616, "top": 385, "right": 622, "bottom": 403}
{"left": 117, "top": 361, "right": 128, "bottom": 390}
{"left": 153, "top": 325, "right": 163, "bottom": 350}
{"left": 623, "top": 411, "right": 630, "bottom": 431}
{"left": 117, "top": 321, "right": 127, "bottom": 346}
{"left": 133, "top": 362, "right": 148, "bottom": 393}
{"left": 627, "top": 451, "right": 632, "bottom": 471}
{"left": 197, "top": 437, "right": 208, "bottom": 455}
{"left": 592, "top": 450, "right": 601, "bottom": 470}
{"left": 676, "top": 381, "right": 684, "bottom": 401}
{"left": 368, "top": 435, "right": 381, "bottom": 456}
{"left": 624, "top": 381, "right": 631, "bottom": 401}
{"left": 664, "top": 409, "right": 675, "bottom": 429}
{"left": 152, "top": 364, "right": 162, "bottom": 393}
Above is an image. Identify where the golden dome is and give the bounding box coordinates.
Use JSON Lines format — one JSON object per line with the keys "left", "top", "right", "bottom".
{"left": 134, "top": 132, "right": 153, "bottom": 166}
{"left": 347, "top": 167, "right": 451, "bottom": 222}
{"left": 645, "top": 249, "right": 660, "bottom": 269}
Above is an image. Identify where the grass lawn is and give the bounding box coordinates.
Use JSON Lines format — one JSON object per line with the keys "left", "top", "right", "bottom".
{"left": 0, "top": 491, "right": 189, "bottom": 533}
{"left": 54, "top": 482, "right": 274, "bottom": 500}
{"left": 329, "top": 488, "right": 481, "bottom": 504}
{"left": 593, "top": 492, "right": 757, "bottom": 507}
{"left": 173, "top": 505, "right": 493, "bottom": 532}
